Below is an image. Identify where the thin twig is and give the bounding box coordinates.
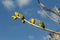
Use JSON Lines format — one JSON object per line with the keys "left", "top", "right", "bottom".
{"left": 38, "top": 0, "right": 60, "bottom": 16}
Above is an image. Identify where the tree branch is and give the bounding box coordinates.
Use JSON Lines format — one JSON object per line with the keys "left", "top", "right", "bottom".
{"left": 18, "top": 17, "right": 60, "bottom": 35}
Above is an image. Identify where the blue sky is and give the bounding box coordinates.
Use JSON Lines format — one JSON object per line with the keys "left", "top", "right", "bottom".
{"left": 0, "top": 0, "right": 60, "bottom": 40}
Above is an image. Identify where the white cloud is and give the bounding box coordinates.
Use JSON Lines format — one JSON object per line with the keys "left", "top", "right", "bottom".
{"left": 51, "top": 6, "right": 60, "bottom": 22}
{"left": 28, "top": 35, "right": 35, "bottom": 40}
{"left": 51, "top": 13, "right": 60, "bottom": 21}
{"left": 2, "top": 0, "right": 31, "bottom": 10}
{"left": 37, "top": 9, "right": 47, "bottom": 18}
{"left": 17, "top": 0, "right": 30, "bottom": 7}
{"left": 44, "top": 35, "right": 51, "bottom": 40}
{"left": 44, "top": 33, "right": 60, "bottom": 40}
{"left": 2, "top": 0, "right": 15, "bottom": 10}
{"left": 53, "top": 6, "right": 60, "bottom": 14}
{"left": 37, "top": 7, "right": 60, "bottom": 24}
{"left": 24, "top": 8, "right": 33, "bottom": 14}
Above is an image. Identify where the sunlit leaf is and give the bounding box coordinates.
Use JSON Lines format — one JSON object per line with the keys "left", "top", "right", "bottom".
{"left": 12, "top": 16, "right": 17, "bottom": 20}
{"left": 30, "top": 18, "right": 35, "bottom": 24}
{"left": 38, "top": 20, "right": 45, "bottom": 28}
{"left": 15, "top": 12, "right": 19, "bottom": 17}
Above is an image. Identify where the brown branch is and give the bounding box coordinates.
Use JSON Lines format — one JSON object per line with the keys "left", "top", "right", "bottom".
{"left": 24, "top": 19, "right": 60, "bottom": 35}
